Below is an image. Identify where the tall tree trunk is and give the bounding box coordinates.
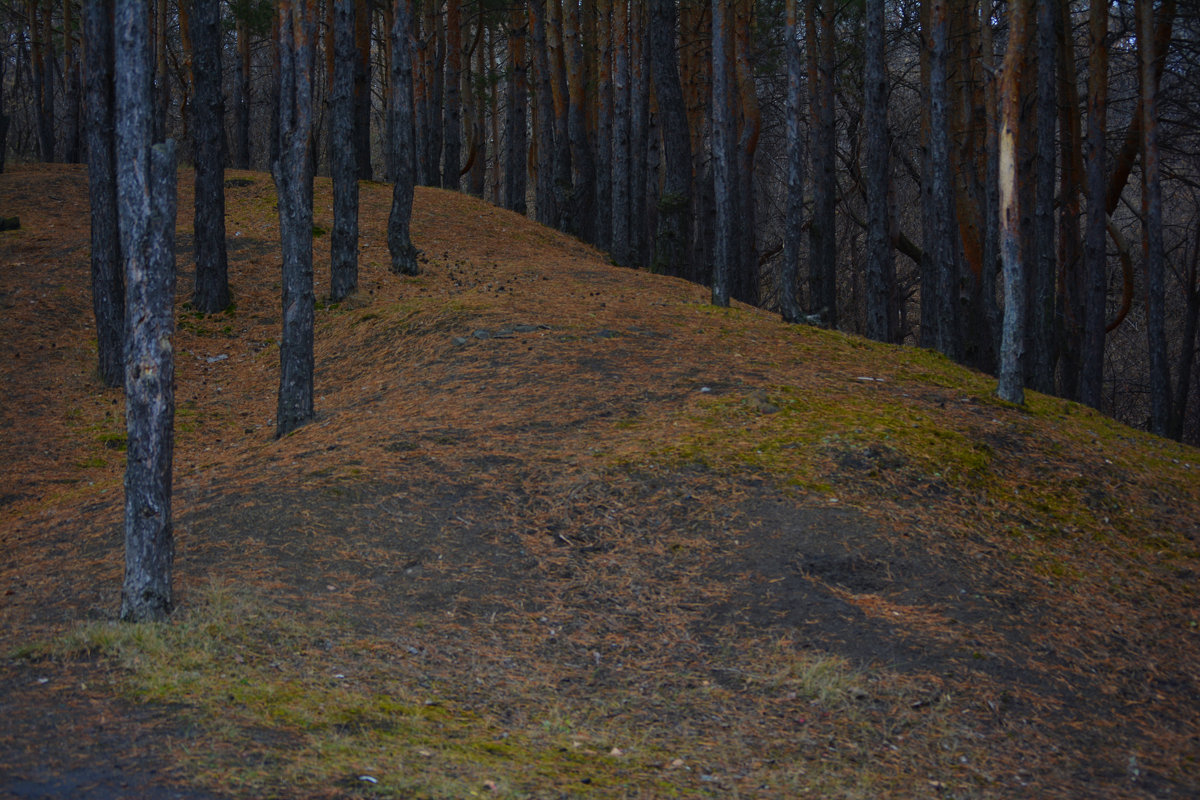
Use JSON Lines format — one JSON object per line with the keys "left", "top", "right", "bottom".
{"left": 62, "top": 0, "right": 82, "bottom": 163}
{"left": 191, "top": 0, "right": 230, "bottom": 313}
{"left": 546, "top": 0, "right": 572, "bottom": 231}
{"left": 1078, "top": 0, "right": 1108, "bottom": 409}
{"left": 780, "top": 0, "right": 803, "bottom": 322}
{"left": 352, "top": 0, "right": 372, "bottom": 179}
{"left": 594, "top": 0, "right": 614, "bottom": 251}
{"left": 30, "top": 0, "right": 54, "bottom": 161}
{"left": 0, "top": 36, "right": 9, "bottom": 173}
{"left": 422, "top": 0, "right": 445, "bottom": 187}
{"left": 388, "top": 0, "right": 419, "bottom": 276}
{"left": 530, "top": 0, "right": 557, "bottom": 227}
{"left": 1171, "top": 228, "right": 1199, "bottom": 441}
{"left": 465, "top": 22, "right": 488, "bottom": 197}
{"left": 564, "top": 0, "right": 594, "bottom": 242}
{"left": 153, "top": 0, "right": 169, "bottom": 141}
{"left": 997, "top": 0, "right": 1029, "bottom": 405}
{"left": 503, "top": 2, "right": 528, "bottom": 214}
{"left": 710, "top": 0, "right": 732, "bottom": 307}
{"left": 926, "top": 0, "right": 959, "bottom": 357}
{"left": 731, "top": 0, "right": 758, "bottom": 305}
{"left": 1027, "top": 0, "right": 1057, "bottom": 393}
{"left": 979, "top": 0, "right": 1001, "bottom": 366}
{"left": 330, "top": 0, "right": 359, "bottom": 301}
{"left": 273, "top": 0, "right": 316, "bottom": 438}
{"left": 115, "top": 0, "right": 177, "bottom": 622}
{"left": 863, "top": 0, "right": 894, "bottom": 341}
{"left": 649, "top": 0, "right": 692, "bottom": 281}
{"left": 807, "top": 0, "right": 836, "bottom": 326}
{"left": 442, "top": 0, "right": 462, "bottom": 189}
{"left": 1056, "top": 0, "right": 1084, "bottom": 399}
{"left": 610, "top": 0, "right": 632, "bottom": 265}
{"left": 1140, "top": 0, "right": 1168, "bottom": 435}
{"left": 85, "top": 0, "right": 124, "bottom": 388}
{"left": 234, "top": 13, "right": 252, "bottom": 169}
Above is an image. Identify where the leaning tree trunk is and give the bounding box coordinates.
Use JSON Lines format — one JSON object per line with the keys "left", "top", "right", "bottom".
{"left": 273, "top": 0, "right": 316, "bottom": 438}
{"left": 997, "top": 0, "right": 1028, "bottom": 405}
{"left": 115, "top": 0, "right": 178, "bottom": 622}
{"left": 864, "top": 0, "right": 894, "bottom": 342}
{"left": 388, "top": 0, "right": 419, "bottom": 277}
{"left": 330, "top": 0, "right": 359, "bottom": 301}
{"left": 86, "top": 0, "right": 124, "bottom": 388}
{"left": 191, "top": 0, "right": 231, "bottom": 313}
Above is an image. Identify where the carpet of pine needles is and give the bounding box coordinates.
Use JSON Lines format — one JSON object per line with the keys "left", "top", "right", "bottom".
{"left": 1, "top": 163, "right": 1199, "bottom": 799}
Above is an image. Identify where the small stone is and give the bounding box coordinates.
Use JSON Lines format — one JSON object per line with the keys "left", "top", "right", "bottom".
{"left": 472, "top": 329, "right": 491, "bottom": 339}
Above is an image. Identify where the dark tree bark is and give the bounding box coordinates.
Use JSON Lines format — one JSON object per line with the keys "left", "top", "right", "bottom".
{"left": 1078, "top": 0, "right": 1108, "bottom": 409}
{"left": 388, "top": 0, "right": 419, "bottom": 276}
{"left": 780, "top": 0, "right": 803, "bottom": 322}
{"left": 1140, "top": 0, "right": 1168, "bottom": 435}
{"left": 1056, "top": 0, "right": 1084, "bottom": 400}
{"left": 330, "top": 0, "right": 359, "bottom": 301}
{"left": 564, "top": 0, "right": 595, "bottom": 242}
{"left": 115, "top": 0, "right": 177, "bottom": 622}
{"left": 863, "top": 0, "right": 894, "bottom": 341}
{"left": 31, "top": 0, "right": 54, "bottom": 162}
{"left": 594, "top": 0, "right": 614, "bottom": 250}
{"left": 503, "top": 3, "right": 528, "bottom": 214}
{"left": 153, "top": 0, "right": 170, "bottom": 142}
{"left": 442, "top": 0, "right": 462, "bottom": 190}
{"left": 649, "top": 0, "right": 692, "bottom": 280}
{"left": 354, "top": 0, "right": 373, "bottom": 179}
{"left": 191, "top": 0, "right": 231, "bottom": 313}
{"left": 1172, "top": 228, "right": 1200, "bottom": 441}
{"left": 0, "top": 38, "right": 8, "bottom": 173}
{"left": 62, "top": 0, "right": 82, "bottom": 163}
{"left": 925, "top": 0, "right": 959, "bottom": 357}
{"left": 731, "top": 0, "right": 758, "bottom": 305}
{"left": 273, "top": 0, "right": 316, "bottom": 438}
{"left": 997, "top": 0, "right": 1028, "bottom": 405}
{"left": 710, "top": 0, "right": 732, "bottom": 307}
{"left": 1027, "top": 0, "right": 1057, "bottom": 393}
{"left": 234, "top": 13, "right": 252, "bottom": 169}
{"left": 610, "top": 0, "right": 632, "bottom": 265}
{"left": 86, "top": 0, "right": 124, "bottom": 388}
{"left": 529, "top": 0, "right": 557, "bottom": 227}
{"left": 546, "top": 0, "right": 572, "bottom": 231}
{"left": 807, "top": 0, "right": 836, "bottom": 326}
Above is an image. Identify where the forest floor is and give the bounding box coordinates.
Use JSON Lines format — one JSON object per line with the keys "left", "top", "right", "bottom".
{"left": 1, "top": 164, "right": 1198, "bottom": 799}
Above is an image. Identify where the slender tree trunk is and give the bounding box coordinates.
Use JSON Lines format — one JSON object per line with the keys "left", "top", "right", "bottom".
{"left": 731, "top": 0, "right": 758, "bottom": 305}
{"left": 273, "top": 0, "right": 316, "bottom": 438}
{"left": 330, "top": 0, "right": 359, "bottom": 301}
{"left": 388, "top": 0, "right": 419, "bottom": 276}
{"left": 1056, "top": 0, "right": 1083, "bottom": 399}
{"left": 85, "top": 0, "right": 124, "bottom": 388}
{"left": 352, "top": 0, "right": 372, "bottom": 179}
{"left": 442, "top": 0, "right": 462, "bottom": 189}
{"left": 30, "top": 0, "right": 54, "bottom": 162}
{"left": 153, "top": 0, "right": 169, "bottom": 141}
{"left": 62, "top": 0, "right": 82, "bottom": 163}
{"left": 997, "top": 0, "right": 1028, "bottom": 405}
{"left": 191, "top": 0, "right": 230, "bottom": 313}
{"left": 1171, "top": 228, "right": 1199, "bottom": 441}
{"left": 780, "top": 0, "right": 803, "bottom": 322}
{"left": 546, "top": 0, "right": 572, "bottom": 231}
{"left": 863, "top": 0, "right": 894, "bottom": 341}
{"left": 115, "top": 0, "right": 177, "bottom": 622}
{"left": 564, "top": 0, "right": 595, "bottom": 242}
{"left": 234, "top": 14, "right": 252, "bottom": 169}
{"left": 504, "top": 2, "right": 528, "bottom": 214}
{"left": 1140, "top": 0, "right": 1168, "bottom": 435}
{"left": 1025, "top": 0, "right": 1057, "bottom": 392}
{"left": 610, "top": 0, "right": 632, "bottom": 265}
{"left": 807, "top": 0, "right": 836, "bottom": 326}
{"left": 465, "top": 22, "right": 488, "bottom": 197}
{"left": 649, "top": 0, "right": 692, "bottom": 280}
{"left": 926, "top": 0, "right": 959, "bottom": 357}
{"left": 710, "top": 0, "right": 732, "bottom": 307}
{"left": 0, "top": 40, "right": 9, "bottom": 173}
{"left": 595, "top": 0, "right": 614, "bottom": 251}
{"left": 530, "top": 0, "right": 557, "bottom": 226}
{"left": 421, "top": 0, "right": 445, "bottom": 187}
{"left": 1079, "top": 0, "right": 1108, "bottom": 409}
{"left": 980, "top": 0, "right": 1001, "bottom": 366}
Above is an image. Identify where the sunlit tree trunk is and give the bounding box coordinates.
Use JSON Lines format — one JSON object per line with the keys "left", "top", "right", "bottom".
{"left": 115, "top": 0, "right": 177, "bottom": 622}
{"left": 997, "top": 0, "right": 1029, "bottom": 405}
{"left": 85, "top": 0, "right": 124, "bottom": 387}
{"left": 273, "top": 0, "right": 316, "bottom": 438}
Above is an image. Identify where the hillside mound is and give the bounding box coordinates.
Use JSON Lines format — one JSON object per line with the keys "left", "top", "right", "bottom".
{"left": 1, "top": 164, "right": 1198, "bottom": 799}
